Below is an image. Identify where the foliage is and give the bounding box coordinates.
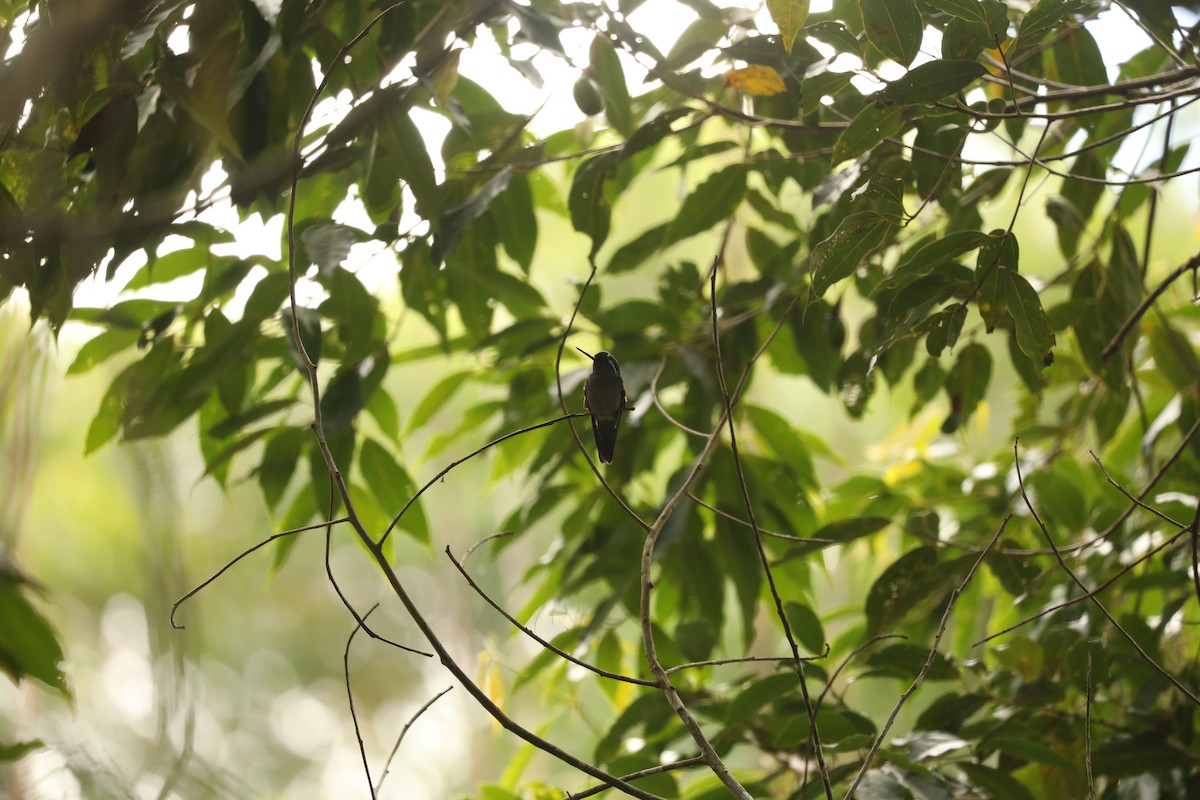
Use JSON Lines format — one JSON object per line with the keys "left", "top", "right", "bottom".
{"left": 3, "top": 0, "right": 1200, "bottom": 797}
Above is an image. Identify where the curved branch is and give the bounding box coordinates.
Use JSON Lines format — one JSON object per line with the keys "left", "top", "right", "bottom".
{"left": 844, "top": 516, "right": 1008, "bottom": 799}
{"left": 706, "top": 237, "right": 832, "bottom": 798}
{"left": 379, "top": 412, "right": 591, "bottom": 548}
{"left": 1101, "top": 252, "right": 1200, "bottom": 360}
{"left": 1013, "top": 439, "right": 1200, "bottom": 707}
{"left": 446, "top": 546, "right": 655, "bottom": 687}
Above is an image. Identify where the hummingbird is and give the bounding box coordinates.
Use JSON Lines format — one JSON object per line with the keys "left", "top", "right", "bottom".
{"left": 578, "top": 348, "right": 626, "bottom": 464}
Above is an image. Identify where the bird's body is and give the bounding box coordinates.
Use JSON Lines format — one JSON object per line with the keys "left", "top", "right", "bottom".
{"left": 582, "top": 351, "right": 626, "bottom": 464}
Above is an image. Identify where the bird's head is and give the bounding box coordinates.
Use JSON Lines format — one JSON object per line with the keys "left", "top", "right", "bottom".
{"left": 592, "top": 351, "right": 621, "bottom": 377}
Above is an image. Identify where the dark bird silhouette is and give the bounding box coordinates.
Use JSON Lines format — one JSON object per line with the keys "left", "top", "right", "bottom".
{"left": 580, "top": 349, "right": 626, "bottom": 464}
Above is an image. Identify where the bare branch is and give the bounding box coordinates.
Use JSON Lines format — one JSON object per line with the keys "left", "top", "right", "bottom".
{"left": 379, "top": 412, "right": 591, "bottom": 548}
{"left": 1013, "top": 439, "right": 1200, "bottom": 707}
{"left": 1101, "top": 252, "right": 1200, "bottom": 361}
{"left": 566, "top": 756, "right": 706, "bottom": 800}
{"left": 344, "top": 605, "right": 378, "bottom": 800}
{"left": 844, "top": 516, "right": 1009, "bottom": 799}
{"left": 446, "top": 546, "right": 656, "bottom": 687}
{"left": 375, "top": 686, "right": 454, "bottom": 796}
{"left": 170, "top": 518, "right": 346, "bottom": 629}
{"left": 707, "top": 235, "right": 832, "bottom": 799}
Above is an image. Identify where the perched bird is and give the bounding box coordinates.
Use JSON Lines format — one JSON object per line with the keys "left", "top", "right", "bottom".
{"left": 579, "top": 348, "right": 626, "bottom": 464}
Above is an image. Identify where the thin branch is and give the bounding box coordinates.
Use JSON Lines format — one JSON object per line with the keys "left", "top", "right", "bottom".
{"left": 637, "top": 296, "right": 802, "bottom": 800}
{"left": 1101, "top": 252, "right": 1200, "bottom": 360}
{"left": 974, "top": 525, "right": 1191, "bottom": 646}
{"left": 650, "top": 356, "right": 708, "bottom": 438}
{"left": 813, "top": 634, "right": 906, "bottom": 715}
{"left": 1090, "top": 450, "right": 1190, "bottom": 530}
{"left": 566, "top": 756, "right": 706, "bottom": 800}
{"left": 1012, "top": 439, "right": 1200, "bottom": 707}
{"left": 666, "top": 650, "right": 827, "bottom": 676}
{"left": 707, "top": 236, "right": 832, "bottom": 799}
{"left": 687, "top": 491, "right": 834, "bottom": 545}
{"left": 1190, "top": 504, "right": 1200, "bottom": 614}
{"left": 844, "top": 516, "right": 1009, "bottom": 799}
{"left": 463, "top": 531, "right": 515, "bottom": 564}
{"left": 445, "top": 546, "right": 656, "bottom": 687}
{"left": 379, "top": 412, "right": 591, "bottom": 548}
{"left": 344, "top": 605, "right": 378, "bottom": 800}
{"left": 375, "top": 686, "right": 454, "bottom": 796}
{"left": 1085, "top": 642, "right": 1095, "bottom": 800}
{"left": 170, "top": 517, "right": 347, "bottom": 629}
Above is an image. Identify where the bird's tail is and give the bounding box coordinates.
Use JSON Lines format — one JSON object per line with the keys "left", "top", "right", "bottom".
{"left": 592, "top": 417, "right": 619, "bottom": 464}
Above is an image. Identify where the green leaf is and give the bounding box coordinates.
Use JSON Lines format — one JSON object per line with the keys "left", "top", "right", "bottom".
{"left": 590, "top": 36, "right": 634, "bottom": 137}
{"left": 67, "top": 328, "right": 140, "bottom": 375}
{"left": 865, "top": 547, "right": 967, "bottom": 635}
{"left": 258, "top": 427, "right": 306, "bottom": 510}
{"left": 432, "top": 166, "right": 513, "bottom": 265}
{"left": 766, "top": 0, "right": 810, "bottom": 53}
{"left": 860, "top": 0, "right": 923, "bottom": 66}
{"left": 956, "top": 763, "right": 1037, "bottom": 800}
{"left": 878, "top": 60, "right": 986, "bottom": 105}
{"left": 569, "top": 153, "right": 619, "bottom": 256}
{"left": 926, "top": 0, "right": 985, "bottom": 20}
{"left": 811, "top": 212, "right": 896, "bottom": 296}
{"left": 833, "top": 104, "right": 905, "bottom": 164}
{"left": 985, "top": 738, "right": 1080, "bottom": 772}
{"left": 0, "top": 583, "right": 69, "bottom": 697}
{"left": 1091, "top": 734, "right": 1180, "bottom": 777}
{"left": 0, "top": 740, "right": 44, "bottom": 762}
{"left": 207, "top": 399, "right": 296, "bottom": 440}
{"left": 665, "top": 17, "right": 730, "bottom": 68}
{"left": 783, "top": 602, "right": 825, "bottom": 654}
{"left": 359, "top": 438, "right": 428, "bottom": 544}
{"left": 387, "top": 105, "right": 439, "bottom": 216}
{"left": 1003, "top": 270, "right": 1055, "bottom": 369}
{"left": 409, "top": 370, "right": 473, "bottom": 433}
{"left": 1013, "top": 0, "right": 1090, "bottom": 56}
{"left": 942, "top": 342, "right": 991, "bottom": 432}
{"left": 664, "top": 164, "right": 747, "bottom": 244}
{"left": 883, "top": 231, "right": 984, "bottom": 293}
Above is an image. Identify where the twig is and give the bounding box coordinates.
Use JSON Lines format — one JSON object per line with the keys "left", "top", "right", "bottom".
{"left": 975, "top": 525, "right": 1191, "bottom": 646}
{"left": 687, "top": 491, "right": 834, "bottom": 544}
{"left": 1013, "top": 439, "right": 1200, "bottom": 707}
{"left": 650, "top": 356, "right": 708, "bottom": 438}
{"left": 666, "top": 650, "right": 827, "bottom": 675}
{"left": 636, "top": 301, "right": 802, "bottom": 800}
{"left": 1101, "top": 253, "right": 1200, "bottom": 360}
{"left": 375, "top": 686, "right": 454, "bottom": 796}
{"left": 813, "top": 634, "right": 906, "bottom": 714}
{"left": 844, "top": 516, "right": 1009, "bottom": 799}
{"left": 446, "top": 546, "right": 655, "bottom": 686}
{"left": 565, "top": 756, "right": 706, "bottom": 800}
{"left": 1190, "top": 504, "right": 1200, "bottom": 613}
{"left": 170, "top": 518, "right": 345, "bottom": 628}
{"left": 1085, "top": 642, "right": 1095, "bottom": 799}
{"left": 1090, "top": 451, "right": 1190, "bottom": 530}
{"left": 344, "top": 605, "right": 378, "bottom": 799}
{"left": 379, "top": 413, "right": 591, "bottom": 548}
{"left": 462, "top": 531, "right": 515, "bottom": 564}
{"left": 707, "top": 237, "right": 832, "bottom": 799}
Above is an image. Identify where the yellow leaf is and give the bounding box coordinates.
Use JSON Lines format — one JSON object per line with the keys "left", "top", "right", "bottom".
{"left": 766, "top": 0, "right": 810, "bottom": 53}
{"left": 723, "top": 65, "right": 787, "bottom": 97}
